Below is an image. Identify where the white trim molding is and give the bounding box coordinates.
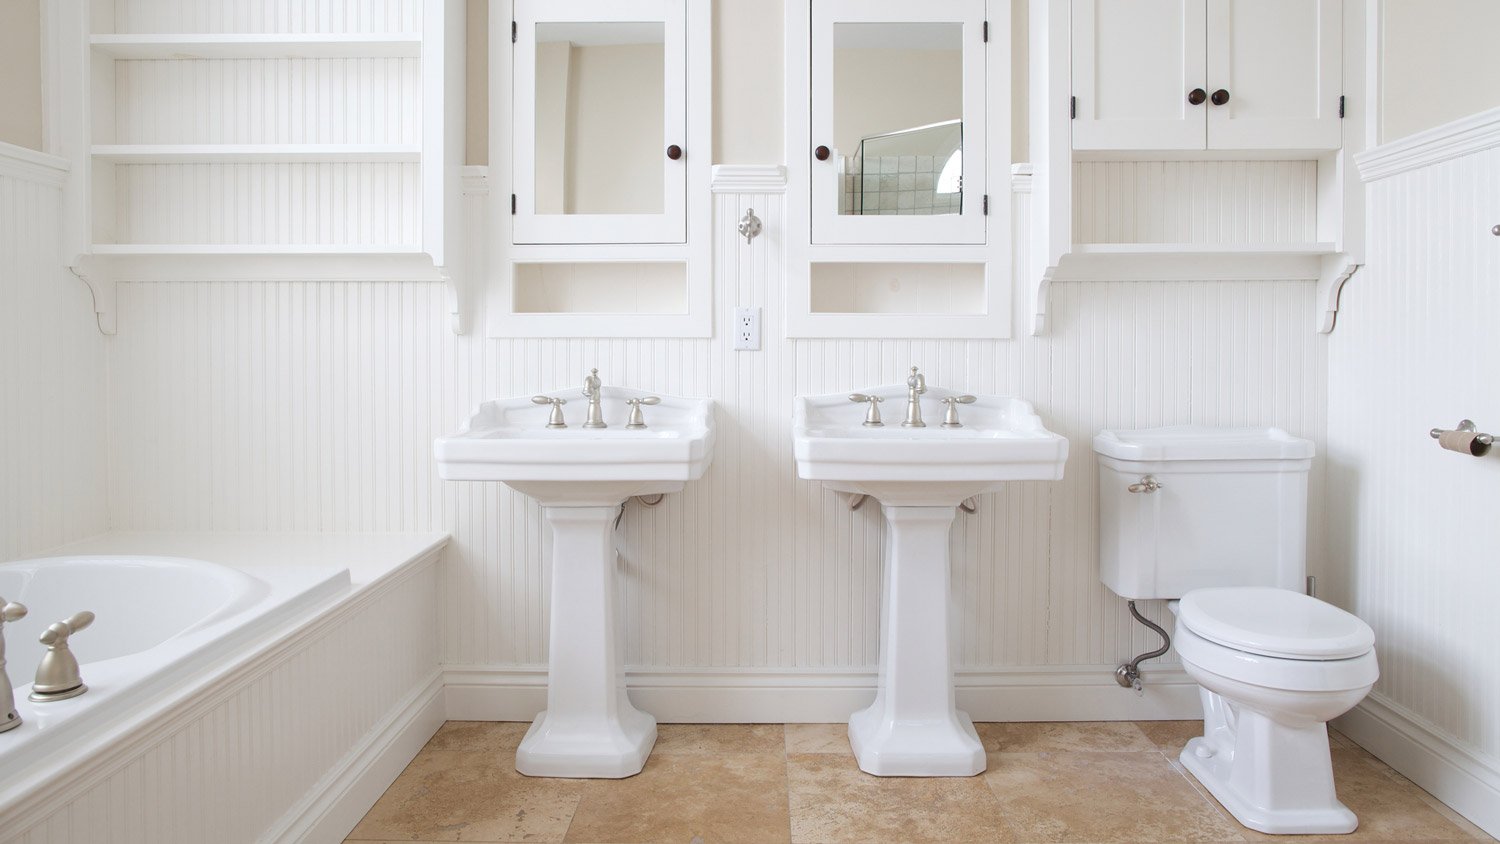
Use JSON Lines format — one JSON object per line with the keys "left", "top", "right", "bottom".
{"left": 443, "top": 665, "right": 1202, "bottom": 724}
{"left": 710, "top": 164, "right": 788, "bottom": 193}
{"left": 0, "top": 143, "right": 69, "bottom": 187}
{"left": 1357, "top": 106, "right": 1500, "bottom": 182}
{"left": 1336, "top": 694, "right": 1500, "bottom": 839}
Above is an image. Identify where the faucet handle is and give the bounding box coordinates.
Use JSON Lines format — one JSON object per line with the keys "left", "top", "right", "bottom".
{"left": 625, "top": 396, "right": 661, "bottom": 430}
{"left": 940, "top": 395, "right": 977, "bottom": 428}
{"left": 39, "top": 611, "right": 94, "bottom": 647}
{"left": 848, "top": 393, "right": 885, "bottom": 427}
{"left": 0, "top": 600, "right": 25, "bottom": 623}
{"left": 532, "top": 395, "right": 569, "bottom": 429}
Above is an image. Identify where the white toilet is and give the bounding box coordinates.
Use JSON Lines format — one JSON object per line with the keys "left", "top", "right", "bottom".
{"left": 1095, "top": 426, "right": 1378, "bottom": 835}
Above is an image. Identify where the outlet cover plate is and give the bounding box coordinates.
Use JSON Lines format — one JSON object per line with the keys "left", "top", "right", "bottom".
{"left": 734, "top": 307, "right": 761, "bottom": 351}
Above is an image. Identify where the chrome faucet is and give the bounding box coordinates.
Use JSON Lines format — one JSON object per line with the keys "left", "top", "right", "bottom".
{"left": 0, "top": 598, "right": 27, "bottom": 733}
{"left": 30, "top": 611, "right": 93, "bottom": 703}
{"left": 582, "top": 368, "right": 607, "bottom": 429}
{"left": 902, "top": 366, "right": 927, "bottom": 428}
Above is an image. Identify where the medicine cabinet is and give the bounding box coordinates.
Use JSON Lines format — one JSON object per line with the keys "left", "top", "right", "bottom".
{"left": 786, "top": 0, "right": 1012, "bottom": 339}
{"left": 490, "top": 0, "right": 710, "bottom": 338}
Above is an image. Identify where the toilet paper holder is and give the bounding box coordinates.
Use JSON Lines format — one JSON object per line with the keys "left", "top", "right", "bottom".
{"left": 1430, "top": 419, "right": 1493, "bottom": 456}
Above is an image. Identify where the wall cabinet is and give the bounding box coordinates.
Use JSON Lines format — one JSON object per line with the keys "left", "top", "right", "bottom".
{"left": 1072, "top": 0, "right": 1343, "bottom": 152}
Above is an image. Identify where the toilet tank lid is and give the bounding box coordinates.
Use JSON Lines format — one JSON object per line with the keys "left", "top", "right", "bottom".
{"left": 1094, "top": 426, "right": 1314, "bottom": 462}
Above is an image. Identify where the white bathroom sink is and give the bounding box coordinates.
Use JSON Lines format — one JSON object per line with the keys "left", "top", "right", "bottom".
{"left": 793, "top": 386, "right": 1068, "bottom": 506}
{"left": 435, "top": 387, "right": 714, "bottom": 505}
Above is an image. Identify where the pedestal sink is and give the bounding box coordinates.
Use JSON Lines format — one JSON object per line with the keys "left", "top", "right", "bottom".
{"left": 436, "top": 386, "right": 714, "bottom": 778}
{"left": 793, "top": 383, "right": 1067, "bottom": 776}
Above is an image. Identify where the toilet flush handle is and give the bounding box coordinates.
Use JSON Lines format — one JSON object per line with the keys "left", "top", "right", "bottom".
{"left": 1127, "top": 475, "right": 1164, "bottom": 494}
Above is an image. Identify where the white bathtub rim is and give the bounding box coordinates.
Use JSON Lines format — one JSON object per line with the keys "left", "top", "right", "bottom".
{"left": 0, "top": 562, "right": 349, "bottom": 802}
{"left": 0, "top": 539, "right": 445, "bottom": 832}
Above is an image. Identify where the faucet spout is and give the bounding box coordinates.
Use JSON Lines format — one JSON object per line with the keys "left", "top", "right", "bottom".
{"left": 582, "top": 368, "right": 607, "bottom": 429}
{"left": 902, "top": 366, "right": 927, "bottom": 428}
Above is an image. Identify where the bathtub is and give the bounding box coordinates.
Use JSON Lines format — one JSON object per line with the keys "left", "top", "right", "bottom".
{"left": 0, "top": 555, "right": 349, "bottom": 803}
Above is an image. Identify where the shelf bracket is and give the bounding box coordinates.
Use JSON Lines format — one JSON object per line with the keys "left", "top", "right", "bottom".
{"left": 68, "top": 257, "right": 116, "bottom": 336}
{"left": 441, "top": 266, "right": 467, "bottom": 335}
{"left": 1030, "top": 263, "right": 1060, "bottom": 336}
{"left": 1315, "top": 255, "right": 1360, "bottom": 334}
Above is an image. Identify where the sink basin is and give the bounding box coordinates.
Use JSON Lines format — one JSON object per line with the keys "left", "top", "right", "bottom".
{"left": 794, "top": 385, "right": 1067, "bottom": 505}
{"left": 793, "top": 384, "right": 1067, "bottom": 778}
{"left": 436, "top": 386, "right": 714, "bottom": 778}
{"left": 436, "top": 386, "right": 714, "bottom": 505}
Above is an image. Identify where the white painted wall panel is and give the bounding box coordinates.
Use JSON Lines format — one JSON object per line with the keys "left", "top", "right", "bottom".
{"left": 105, "top": 180, "right": 1327, "bottom": 677}
{"left": 1073, "top": 160, "right": 1319, "bottom": 243}
{"left": 0, "top": 162, "right": 110, "bottom": 561}
{"left": 112, "top": 0, "right": 421, "bottom": 35}
{"left": 114, "top": 59, "right": 422, "bottom": 145}
{"left": 1328, "top": 145, "right": 1500, "bottom": 763}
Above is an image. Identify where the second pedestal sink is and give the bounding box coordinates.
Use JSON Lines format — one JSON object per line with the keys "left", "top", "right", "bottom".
{"left": 437, "top": 383, "right": 714, "bottom": 778}
{"left": 794, "top": 378, "right": 1067, "bottom": 777}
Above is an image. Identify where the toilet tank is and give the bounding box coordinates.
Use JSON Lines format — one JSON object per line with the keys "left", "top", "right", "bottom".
{"left": 1094, "top": 427, "right": 1315, "bottom": 600}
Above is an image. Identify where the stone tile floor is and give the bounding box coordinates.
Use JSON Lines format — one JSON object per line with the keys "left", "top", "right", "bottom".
{"left": 345, "top": 720, "right": 1496, "bottom": 843}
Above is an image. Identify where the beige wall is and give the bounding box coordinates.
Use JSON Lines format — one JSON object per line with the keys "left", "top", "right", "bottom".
{"left": 564, "top": 43, "right": 666, "bottom": 213}
{"left": 832, "top": 48, "right": 962, "bottom": 157}
{"left": 1381, "top": 0, "right": 1500, "bottom": 143}
{"left": 0, "top": 0, "right": 43, "bottom": 151}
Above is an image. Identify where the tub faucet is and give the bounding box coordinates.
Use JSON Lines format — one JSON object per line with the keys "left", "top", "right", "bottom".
{"left": 30, "top": 611, "right": 93, "bottom": 703}
{"left": 902, "top": 366, "right": 927, "bottom": 428}
{"left": 582, "top": 368, "right": 607, "bottom": 429}
{"left": 0, "top": 598, "right": 27, "bottom": 733}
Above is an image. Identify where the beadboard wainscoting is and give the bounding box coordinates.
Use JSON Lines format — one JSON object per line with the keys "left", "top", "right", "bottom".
{"left": 100, "top": 165, "right": 1329, "bottom": 723}
{"left": 1330, "top": 110, "right": 1500, "bottom": 838}
{"left": 0, "top": 144, "right": 110, "bottom": 562}
{"left": 1, "top": 549, "right": 443, "bottom": 844}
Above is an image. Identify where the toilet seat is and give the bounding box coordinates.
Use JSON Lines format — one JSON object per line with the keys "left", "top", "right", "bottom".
{"left": 1175, "top": 624, "right": 1379, "bottom": 692}
{"left": 1179, "top": 587, "right": 1375, "bottom": 660}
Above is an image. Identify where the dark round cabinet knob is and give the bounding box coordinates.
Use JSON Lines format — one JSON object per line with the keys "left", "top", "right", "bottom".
{"left": 814, "top": 145, "right": 831, "bottom": 161}
{"left": 666, "top": 144, "right": 683, "bottom": 161}
{"left": 1188, "top": 88, "right": 1207, "bottom": 105}
{"left": 1211, "top": 88, "right": 1230, "bottom": 106}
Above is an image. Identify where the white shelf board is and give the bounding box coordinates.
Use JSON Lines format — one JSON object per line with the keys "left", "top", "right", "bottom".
{"left": 91, "top": 244, "right": 424, "bottom": 256}
{"left": 91, "top": 144, "right": 421, "bottom": 163}
{"left": 1072, "top": 242, "right": 1337, "bottom": 257}
{"left": 89, "top": 33, "right": 422, "bottom": 59}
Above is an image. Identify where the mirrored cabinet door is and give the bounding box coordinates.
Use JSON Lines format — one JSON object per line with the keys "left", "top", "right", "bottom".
{"left": 811, "top": 0, "right": 987, "bottom": 245}
{"left": 513, "top": 0, "right": 686, "bottom": 244}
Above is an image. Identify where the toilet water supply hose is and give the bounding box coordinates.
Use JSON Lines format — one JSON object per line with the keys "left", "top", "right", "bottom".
{"left": 1116, "top": 600, "right": 1171, "bottom": 692}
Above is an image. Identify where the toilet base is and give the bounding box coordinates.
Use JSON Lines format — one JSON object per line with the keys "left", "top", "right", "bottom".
{"left": 1182, "top": 736, "right": 1357, "bottom": 834}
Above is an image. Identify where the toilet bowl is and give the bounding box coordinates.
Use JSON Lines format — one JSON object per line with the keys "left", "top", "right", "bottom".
{"left": 1173, "top": 587, "right": 1378, "bottom": 835}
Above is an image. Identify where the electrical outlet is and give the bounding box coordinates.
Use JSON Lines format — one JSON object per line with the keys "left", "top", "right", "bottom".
{"left": 733, "top": 307, "right": 761, "bottom": 351}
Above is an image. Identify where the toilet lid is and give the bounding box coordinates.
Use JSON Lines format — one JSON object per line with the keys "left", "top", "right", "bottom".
{"left": 1178, "top": 588, "right": 1375, "bottom": 660}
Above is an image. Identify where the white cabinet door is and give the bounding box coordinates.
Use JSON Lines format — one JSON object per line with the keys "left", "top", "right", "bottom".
{"left": 1072, "top": 0, "right": 1207, "bottom": 150}
{"left": 1206, "top": 0, "right": 1342, "bottom": 150}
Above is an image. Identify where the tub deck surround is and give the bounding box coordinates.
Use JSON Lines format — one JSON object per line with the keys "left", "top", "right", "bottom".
{"left": 436, "top": 391, "right": 716, "bottom": 778}
{"left": 793, "top": 386, "right": 1067, "bottom": 777}
{"left": 0, "top": 532, "right": 448, "bottom": 837}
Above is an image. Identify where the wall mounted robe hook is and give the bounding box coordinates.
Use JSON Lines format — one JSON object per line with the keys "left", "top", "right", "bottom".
{"left": 738, "top": 208, "right": 763, "bottom": 244}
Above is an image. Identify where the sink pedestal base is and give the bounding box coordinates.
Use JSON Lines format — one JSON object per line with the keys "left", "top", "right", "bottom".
{"left": 516, "top": 505, "right": 656, "bottom": 779}
{"left": 849, "top": 504, "right": 985, "bottom": 777}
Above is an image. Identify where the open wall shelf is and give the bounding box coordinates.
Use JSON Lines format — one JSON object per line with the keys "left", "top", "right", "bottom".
{"left": 50, "top": 0, "right": 467, "bottom": 336}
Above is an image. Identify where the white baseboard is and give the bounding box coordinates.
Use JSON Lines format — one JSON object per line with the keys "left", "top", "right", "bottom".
{"left": 263, "top": 671, "right": 446, "bottom": 844}
{"left": 1335, "top": 694, "right": 1500, "bottom": 839}
{"left": 443, "top": 665, "right": 1202, "bottom": 723}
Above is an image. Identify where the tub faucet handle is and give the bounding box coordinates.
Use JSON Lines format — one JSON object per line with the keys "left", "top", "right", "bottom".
{"left": 31, "top": 611, "right": 93, "bottom": 703}
{"left": 0, "top": 598, "right": 27, "bottom": 734}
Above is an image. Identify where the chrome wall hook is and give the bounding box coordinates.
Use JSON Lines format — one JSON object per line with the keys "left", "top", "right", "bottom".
{"left": 738, "top": 208, "right": 762, "bottom": 244}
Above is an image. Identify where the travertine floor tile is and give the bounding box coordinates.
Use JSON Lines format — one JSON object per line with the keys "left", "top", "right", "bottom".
{"left": 787, "top": 752, "right": 1014, "bottom": 843}
{"left": 423, "top": 720, "right": 532, "bottom": 755}
{"left": 564, "top": 753, "right": 791, "bottom": 843}
{"left": 346, "top": 748, "right": 583, "bottom": 842}
{"left": 1136, "top": 719, "right": 1205, "bottom": 756}
{"left": 976, "top": 720, "right": 1156, "bottom": 753}
{"left": 652, "top": 723, "right": 785, "bottom": 756}
{"left": 783, "top": 723, "right": 850, "bottom": 755}
{"left": 985, "top": 750, "right": 1244, "bottom": 842}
